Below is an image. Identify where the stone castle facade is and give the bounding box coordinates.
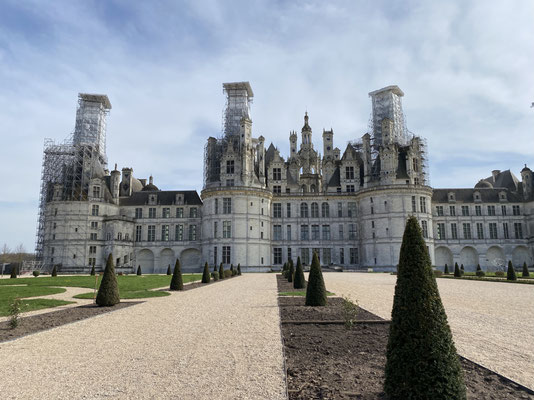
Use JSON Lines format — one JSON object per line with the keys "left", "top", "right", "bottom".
{"left": 38, "top": 83, "right": 534, "bottom": 273}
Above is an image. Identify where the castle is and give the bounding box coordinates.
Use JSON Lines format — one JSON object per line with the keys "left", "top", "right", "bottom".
{"left": 36, "top": 83, "right": 534, "bottom": 273}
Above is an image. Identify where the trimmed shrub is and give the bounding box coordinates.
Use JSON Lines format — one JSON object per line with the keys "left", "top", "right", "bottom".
{"left": 51, "top": 265, "right": 58, "bottom": 277}
{"left": 167, "top": 265, "right": 172, "bottom": 275}
{"left": 293, "top": 256, "right": 306, "bottom": 289}
{"left": 522, "top": 262, "right": 530, "bottom": 278}
{"left": 211, "top": 271, "right": 219, "bottom": 281}
{"left": 476, "top": 264, "right": 481, "bottom": 271}
{"left": 96, "top": 254, "right": 120, "bottom": 306}
{"left": 495, "top": 270, "right": 505, "bottom": 277}
{"left": 219, "top": 263, "right": 224, "bottom": 280}
{"left": 237, "top": 263, "right": 242, "bottom": 275}
{"left": 170, "top": 259, "right": 184, "bottom": 291}
{"left": 305, "top": 252, "right": 327, "bottom": 306}
{"left": 282, "top": 262, "right": 288, "bottom": 278}
{"left": 90, "top": 265, "right": 96, "bottom": 276}
{"left": 223, "top": 269, "right": 232, "bottom": 278}
{"left": 434, "top": 270, "right": 443, "bottom": 277}
{"left": 137, "top": 265, "right": 142, "bottom": 276}
{"left": 9, "top": 265, "right": 17, "bottom": 279}
{"left": 384, "top": 216, "right": 465, "bottom": 399}
{"left": 201, "top": 262, "right": 211, "bottom": 284}
{"left": 287, "top": 259, "right": 294, "bottom": 283}
{"left": 454, "top": 262, "right": 461, "bottom": 278}
{"left": 230, "top": 264, "right": 235, "bottom": 276}
{"left": 444, "top": 264, "right": 449, "bottom": 274}
{"left": 33, "top": 270, "right": 40, "bottom": 277}
{"left": 214, "top": 264, "right": 217, "bottom": 272}
{"left": 476, "top": 270, "right": 485, "bottom": 277}
{"left": 507, "top": 260, "right": 517, "bottom": 281}
{"left": 460, "top": 264, "right": 465, "bottom": 275}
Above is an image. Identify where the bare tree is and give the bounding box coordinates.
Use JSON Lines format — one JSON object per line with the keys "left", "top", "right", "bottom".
{"left": 1, "top": 243, "right": 11, "bottom": 263}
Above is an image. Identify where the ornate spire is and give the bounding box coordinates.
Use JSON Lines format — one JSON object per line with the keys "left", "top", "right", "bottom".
{"left": 302, "top": 111, "right": 311, "bottom": 132}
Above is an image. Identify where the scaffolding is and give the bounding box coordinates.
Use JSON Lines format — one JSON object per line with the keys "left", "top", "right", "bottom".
{"left": 35, "top": 94, "right": 111, "bottom": 263}
{"left": 222, "top": 82, "right": 253, "bottom": 137}
{"left": 368, "top": 85, "right": 408, "bottom": 147}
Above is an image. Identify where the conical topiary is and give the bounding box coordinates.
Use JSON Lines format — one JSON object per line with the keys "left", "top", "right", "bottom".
{"left": 282, "top": 262, "right": 288, "bottom": 278}
{"left": 219, "top": 262, "right": 224, "bottom": 280}
{"left": 214, "top": 264, "right": 217, "bottom": 272}
{"left": 96, "top": 254, "right": 120, "bottom": 306}
{"left": 90, "top": 265, "right": 96, "bottom": 276}
{"left": 476, "top": 264, "right": 481, "bottom": 271}
{"left": 522, "top": 262, "right": 530, "bottom": 278}
{"left": 201, "top": 262, "right": 211, "bottom": 283}
{"left": 170, "top": 259, "right": 184, "bottom": 291}
{"left": 167, "top": 264, "right": 172, "bottom": 275}
{"left": 444, "top": 264, "right": 449, "bottom": 274}
{"left": 137, "top": 265, "right": 142, "bottom": 276}
{"left": 305, "top": 252, "right": 327, "bottom": 306}
{"left": 507, "top": 260, "right": 517, "bottom": 281}
{"left": 384, "top": 216, "right": 465, "bottom": 399}
{"left": 10, "top": 264, "right": 17, "bottom": 279}
{"left": 460, "top": 264, "right": 464, "bottom": 275}
{"left": 231, "top": 264, "right": 236, "bottom": 276}
{"left": 454, "top": 262, "right": 461, "bottom": 277}
{"left": 51, "top": 265, "right": 58, "bottom": 277}
{"left": 293, "top": 256, "right": 306, "bottom": 289}
{"left": 287, "top": 259, "right": 294, "bottom": 283}
{"left": 237, "top": 263, "right": 242, "bottom": 275}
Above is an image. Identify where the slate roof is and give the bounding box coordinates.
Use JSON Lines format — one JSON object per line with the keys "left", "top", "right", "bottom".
{"left": 432, "top": 188, "right": 523, "bottom": 203}
{"left": 327, "top": 167, "right": 341, "bottom": 187}
{"left": 119, "top": 190, "right": 202, "bottom": 206}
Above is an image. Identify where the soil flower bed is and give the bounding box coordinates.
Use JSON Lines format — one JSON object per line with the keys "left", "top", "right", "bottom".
{"left": 277, "top": 275, "right": 534, "bottom": 399}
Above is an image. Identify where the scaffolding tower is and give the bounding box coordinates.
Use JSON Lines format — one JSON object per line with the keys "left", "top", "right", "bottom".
{"left": 35, "top": 94, "right": 111, "bottom": 262}
{"left": 222, "top": 82, "right": 253, "bottom": 137}
{"left": 368, "top": 85, "right": 408, "bottom": 147}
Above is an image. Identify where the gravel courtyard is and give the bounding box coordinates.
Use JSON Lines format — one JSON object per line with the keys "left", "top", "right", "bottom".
{"left": 0, "top": 275, "right": 286, "bottom": 400}
{"left": 322, "top": 272, "right": 534, "bottom": 390}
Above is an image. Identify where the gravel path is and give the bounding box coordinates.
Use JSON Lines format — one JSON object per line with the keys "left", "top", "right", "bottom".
{"left": 322, "top": 272, "right": 534, "bottom": 390}
{"left": 0, "top": 275, "right": 287, "bottom": 399}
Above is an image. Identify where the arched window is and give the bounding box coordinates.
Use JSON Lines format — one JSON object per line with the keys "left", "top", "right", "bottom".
{"left": 117, "top": 232, "right": 122, "bottom": 241}
{"left": 300, "top": 203, "right": 309, "bottom": 218}
{"left": 321, "top": 202, "right": 330, "bottom": 218}
{"left": 311, "top": 202, "right": 319, "bottom": 218}
{"left": 301, "top": 185, "right": 307, "bottom": 193}
{"left": 310, "top": 184, "right": 316, "bottom": 192}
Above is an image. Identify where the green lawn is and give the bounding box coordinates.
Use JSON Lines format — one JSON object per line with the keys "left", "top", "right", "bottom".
{"left": 279, "top": 291, "right": 335, "bottom": 296}
{"left": 0, "top": 286, "right": 73, "bottom": 316}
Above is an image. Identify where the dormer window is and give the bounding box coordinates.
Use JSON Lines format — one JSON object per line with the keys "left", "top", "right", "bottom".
{"left": 149, "top": 194, "right": 157, "bottom": 205}
{"left": 473, "top": 191, "right": 481, "bottom": 202}
{"left": 448, "top": 192, "right": 456, "bottom": 202}
{"left": 175, "top": 194, "right": 184, "bottom": 205}
{"left": 499, "top": 191, "right": 507, "bottom": 201}
{"left": 93, "top": 185, "right": 101, "bottom": 198}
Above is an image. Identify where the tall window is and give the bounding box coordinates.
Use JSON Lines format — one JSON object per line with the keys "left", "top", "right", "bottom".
{"left": 273, "top": 225, "right": 282, "bottom": 240}
{"left": 287, "top": 225, "right": 292, "bottom": 240}
{"left": 223, "top": 198, "right": 232, "bottom": 214}
{"left": 226, "top": 160, "right": 234, "bottom": 174}
{"left": 135, "top": 208, "right": 143, "bottom": 218}
{"left": 176, "top": 207, "right": 183, "bottom": 218}
{"left": 93, "top": 186, "right": 100, "bottom": 198}
{"left": 421, "top": 220, "right": 428, "bottom": 238}
{"left": 502, "top": 223, "right": 509, "bottom": 239}
{"left": 214, "top": 199, "right": 219, "bottom": 214}
{"left": 514, "top": 223, "right": 523, "bottom": 239}
{"left": 489, "top": 223, "right": 497, "bottom": 239}
{"left": 461, "top": 205, "right": 469, "bottom": 216}
{"left": 162, "top": 208, "right": 170, "bottom": 218}
{"left": 190, "top": 207, "right": 198, "bottom": 218}
{"left": 437, "top": 223, "right": 446, "bottom": 240}
{"left": 513, "top": 205, "right": 520, "bottom": 215}
{"left": 273, "top": 203, "right": 282, "bottom": 218}
{"left": 311, "top": 203, "right": 319, "bottom": 218}
{"left": 92, "top": 205, "right": 99, "bottom": 216}
{"left": 213, "top": 221, "right": 218, "bottom": 238}
{"left": 475, "top": 205, "right": 481, "bottom": 216}
{"left": 462, "top": 223, "right": 471, "bottom": 239}
{"left": 337, "top": 202, "right": 342, "bottom": 217}
{"left": 350, "top": 248, "right": 358, "bottom": 264}
{"left": 287, "top": 247, "right": 292, "bottom": 261}
{"left": 451, "top": 223, "right": 458, "bottom": 239}
{"left": 501, "top": 205, "right": 507, "bottom": 216}
{"left": 175, "top": 224, "right": 184, "bottom": 241}
{"left": 135, "top": 226, "right": 142, "bottom": 242}
{"left": 345, "top": 166, "right": 354, "bottom": 179}
{"left": 420, "top": 197, "right": 427, "bottom": 213}
{"left": 436, "top": 206, "right": 443, "bottom": 216}
{"left": 301, "top": 225, "right": 309, "bottom": 240}
{"left": 338, "top": 224, "right": 344, "bottom": 240}
{"left": 311, "top": 225, "right": 320, "bottom": 240}
{"left": 449, "top": 206, "right": 456, "bottom": 216}
{"left": 147, "top": 225, "right": 155, "bottom": 241}
{"left": 189, "top": 224, "right": 197, "bottom": 241}
{"left": 161, "top": 225, "right": 169, "bottom": 241}
{"left": 222, "top": 246, "right": 231, "bottom": 264}
{"left": 321, "top": 202, "right": 329, "bottom": 218}
{"left": 339, "top": 248, "right": 345, "bottom": 264}
{"left": 476, "top": 223, "right": 484, "bottom": 239}
{"left": 411, "top": 196, "right": 416, "bottom": 212}
{"left": 223, "top": 221, "right": 231, "bottom": 238}
{"left": 348, "top": 202, "right": 357, "bottom": 218}
{"left": 300, "top": 203, "right": 309, "bottom": 218}
{"left": 286, "top": 203, "right": 291, "bottom": 218}
{"left": 273, "top": 248, "right": 282, "bottom": 264}
{"left": 272, "top": 168, "right": 281, "bottom": 180}
{"left": 213, "top": 247, "right": 217, "bottom": 265}
{"left": 322, "top": 225, "right": 330, "bottom": 240}
{"left": 487, "top": 205, "right": 495, "bottom": 216}
{"left": 273, "top": 185, "right": 281, "bottom": 194}
{"left": 149, "top": 208, "right": 156, "bottom": 218}
{"left": 348, "top": 224, "right": 357, "bottom": 240}
{"left": 322, "top": 248, "right": 331, "bottom": 265}
{"left": 301, "top": 248, "right": 309, "bottom": 265}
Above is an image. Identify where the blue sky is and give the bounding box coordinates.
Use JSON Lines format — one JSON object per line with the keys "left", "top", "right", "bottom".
{"left": 1, "top": 0, "right": 533, "bottom": 252}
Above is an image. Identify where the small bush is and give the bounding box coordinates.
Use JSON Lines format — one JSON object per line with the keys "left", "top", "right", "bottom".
{"left": 522, "top": 262, "right": 530, "bottom": 278}
{"left": 96, "top": 254, "right": 120, "bottom": 306}
{"left": 167, "top": 265, "right": 172, "bottom": 275}
{"left": 211, "top": 271, "right": 219, "bottom": 281}
{"left": 10, "top": 265, "right": 17, "bottom": 279}
{"left": 118, "top": 272, "right": 123, "bottom": 276}
{"left": 170, "top": 259, "right": 184, "bottom": 291}
{"left": 476, "top": 270, "right": 486, "bottom": 277}
{"left": 454, "top": 262, "right": 461, "bottom": 278}
{"left": 223, "top": 269, "right": 232, "bottom": 278}
{"left": 495, "top": 270, "right": 505, "bottom": 277}
{"left": 219, "top": 263, "right": 224, "bottom": 280}
{"left": 33, "top": 270, "right": 40, "bottom": 277}
{"left": 476, "top": 264, "right": 481, "bottom": 271}
{"left": 342, "top": 296, "right": 359, "bottom": 330}
{"left": 433, "top": 270, "right": 443, "bottom": 277}
{"left": 136, "top": 266, "right": 142, "bottom": 276}
{"left": 237, "top": 264, "right": 242, "bottom": 275}
{"left": 90, "top": 265, "right": 96, "bottom": 276}
{"left": 444, "top": 264, "right": 449, "bottom": 274}
{"left": 9, "top": 299, "right": 22, "bottom": 329}
{"left": 51, "top": 265, "right": 58, "bottom": 277}
{"left": 507, "top": 261, "right": 517, "bottom": 281}
{"left": 201, "top": 262, "right": 211, "bottom": 284}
